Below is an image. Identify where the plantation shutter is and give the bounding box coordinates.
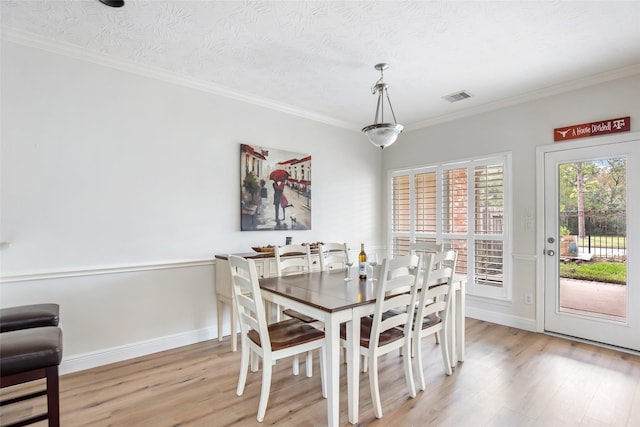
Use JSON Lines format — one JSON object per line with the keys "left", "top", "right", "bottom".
{"left": 389, "top": 155, "right": 510, "bottom": 299}
{"left": 473, "top": 163, "right": 505, "bottom": 287}
{"left": 391, "top": 174, "right": 411, "bottom": 254}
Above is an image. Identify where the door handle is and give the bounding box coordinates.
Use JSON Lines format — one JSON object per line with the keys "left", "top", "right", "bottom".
{"left": 544, "top": 249, "right": 555, "bottom": 256}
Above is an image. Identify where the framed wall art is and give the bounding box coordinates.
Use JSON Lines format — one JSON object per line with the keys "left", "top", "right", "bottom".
{"left": 240, "top": 144, "right": 311, "bottom": 231}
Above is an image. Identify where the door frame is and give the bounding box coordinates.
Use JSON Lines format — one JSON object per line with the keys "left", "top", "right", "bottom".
{"left": 535, "top": 130, "right": 640, "bottom": 333}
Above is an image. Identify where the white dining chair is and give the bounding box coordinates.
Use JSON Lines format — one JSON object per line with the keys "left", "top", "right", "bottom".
{"left": 357, "top": 250, "right": 420, "bottom": 373}
{"left": 318, "top": 242, "right": 349, "bottom": 272}
{"left": 228, "top": 255, "right": 326, "bottom": 423}
{"left": 410, "top": 240, "right": 445, "bottom": 344}
{"left": 340, "top": 254, "right": 423, "bottom": 419}
{"left": 411, "top": 250, "right": 457, "bottom": 392}
{"left": 275, "top": 244, "right": 314, "bottom": 325}
{"left": 274, "top": 243, "right": 317, "bottom": 374}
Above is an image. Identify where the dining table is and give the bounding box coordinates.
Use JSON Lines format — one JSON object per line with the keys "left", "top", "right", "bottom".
{"left": 258, "top": 266, "right": 466, "bottom": 426}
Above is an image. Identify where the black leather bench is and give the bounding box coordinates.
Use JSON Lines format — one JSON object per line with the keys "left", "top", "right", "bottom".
{"left": 1, "top": 324, "right": 62, "bottom": 427}
{"left": 0, "top": 304, "right": 60, "bottom": 333}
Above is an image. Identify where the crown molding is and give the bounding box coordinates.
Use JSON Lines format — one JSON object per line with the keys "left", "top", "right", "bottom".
{"left": 407, "top": 63, "right": 640, "bottom": 131}
{"left": 1, "top": 26, "right": 358, "bottom": 132}
{"left": 4, "top": 26, "right": 639, "bottom": 135}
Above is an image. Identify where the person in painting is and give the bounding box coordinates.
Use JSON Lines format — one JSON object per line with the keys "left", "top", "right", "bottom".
{"left": 273, "top": 180, "right": 284, "bottom": 225}
{"left": 280, "top": 192, "right": 293, "bottom": 219}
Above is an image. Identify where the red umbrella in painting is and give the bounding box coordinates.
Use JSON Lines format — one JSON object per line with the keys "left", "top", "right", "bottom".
{"left": 269, "top": 169, "right": 289, "bottom": 181}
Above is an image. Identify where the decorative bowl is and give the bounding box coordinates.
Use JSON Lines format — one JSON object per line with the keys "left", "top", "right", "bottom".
{"left": 252, "top": 246, "right": 275, "bottom": 253}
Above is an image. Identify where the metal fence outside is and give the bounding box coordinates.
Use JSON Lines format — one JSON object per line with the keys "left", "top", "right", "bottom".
{"left": 559, "top": 210, "right": 627, "bottom": 261}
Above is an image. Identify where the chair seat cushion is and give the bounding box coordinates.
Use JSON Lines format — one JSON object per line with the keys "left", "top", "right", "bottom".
{"left": 248, "top": 318, "right": 324, "bottom": 351}
{"left": 0, "top": 304, "right": 60, "bottom": 332}
{"left": 339, "top": 316, "right": 405, "bottom": 348}
{"left": 0, "top": 327, "right": 63, "bottom": 377}
{"left": 420, "top": 313, "right": 442, "bottom": 329}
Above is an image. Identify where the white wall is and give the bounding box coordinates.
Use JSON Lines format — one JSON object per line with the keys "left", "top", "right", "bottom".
{"left": 383, "top": 73, "right": 640, "bottom": 330}
{"left": 0, "top": 41, "right": 383, "bottom": 372}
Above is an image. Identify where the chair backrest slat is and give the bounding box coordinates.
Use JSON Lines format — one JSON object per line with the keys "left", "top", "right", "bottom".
{"left": 409, "top": 241, "right": 443, "bottom": 256}
{"left": 318, "top": 243, "right": 349, "bottom": 271}
{"left": 275, "top": 244, "right": 312, "bottom": 276}
{"left": 386, "top": 254, "right": 420, "bottom": 281}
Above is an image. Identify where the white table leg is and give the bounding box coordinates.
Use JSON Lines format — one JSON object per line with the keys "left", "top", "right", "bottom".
{"left": 346, "top": 312, "right": 360, "bottom": 424}
{"left": 449, "top": 283, "right": 457, "bottom": 368}
{"left": 217, "top": 299, "right": 224, "bottom": 342}
{"left": 457, "top": 280, "right": 465, "bottom": 362}
{"left": 325, "top": 316, "right": 341, "bottom": 427}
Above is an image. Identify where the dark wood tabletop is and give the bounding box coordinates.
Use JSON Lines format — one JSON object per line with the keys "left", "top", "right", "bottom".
{"left": 258, "top": 269, "right": 379, "bottom": 313}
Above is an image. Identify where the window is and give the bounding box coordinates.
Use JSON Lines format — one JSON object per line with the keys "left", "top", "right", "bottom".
{"left": 389, "top": 154, "right": 511, "bottom": 299}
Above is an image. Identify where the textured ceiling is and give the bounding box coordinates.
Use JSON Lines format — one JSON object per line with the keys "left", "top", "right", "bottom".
{"left": 2, "top": 0, "right": 640, "bottom": 132}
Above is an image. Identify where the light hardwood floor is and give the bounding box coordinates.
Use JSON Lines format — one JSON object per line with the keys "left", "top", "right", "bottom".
{"left": 2, "top": 319, "right": 640, "bottom": 426}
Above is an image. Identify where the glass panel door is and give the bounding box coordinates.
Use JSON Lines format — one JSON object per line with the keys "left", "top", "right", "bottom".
{"left": 543, "top": 139, "right": 639, "bottom": 350}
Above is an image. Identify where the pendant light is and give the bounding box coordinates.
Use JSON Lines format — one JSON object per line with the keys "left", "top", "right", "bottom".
{"left": 362, "top": 63, "right": 404, "bottom": 149}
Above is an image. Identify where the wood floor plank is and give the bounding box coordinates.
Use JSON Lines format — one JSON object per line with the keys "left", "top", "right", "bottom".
{"left": 2, "top": 319, "right": 639, "bottom": 426}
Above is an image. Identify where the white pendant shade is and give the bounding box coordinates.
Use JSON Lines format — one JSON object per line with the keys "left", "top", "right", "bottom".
{"left": 362, "top": 123, "right": 404, "bottom": 149}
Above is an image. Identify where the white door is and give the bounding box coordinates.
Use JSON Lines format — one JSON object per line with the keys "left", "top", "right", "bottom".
{"left": 543, "top": 135, "right": 640, "bottom": 351}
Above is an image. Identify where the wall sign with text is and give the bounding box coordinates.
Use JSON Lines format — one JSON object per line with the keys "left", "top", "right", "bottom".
{"left": 554, "top": 116, "right": 630, "bottom": 142}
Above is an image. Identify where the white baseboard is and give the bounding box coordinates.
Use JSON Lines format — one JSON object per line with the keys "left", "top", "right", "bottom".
{"left": 466, "top": 306, "right": 537, "bottom": 332}
{"left": 60, "top": 310, "right": 536, "bottom": 375}
{"left": 60, "top": 327, "right": 217, "bottom": 375}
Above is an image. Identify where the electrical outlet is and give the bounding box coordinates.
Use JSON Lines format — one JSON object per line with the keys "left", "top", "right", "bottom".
{"left": 524, "top": 293, "right": 534, "bottom": 305}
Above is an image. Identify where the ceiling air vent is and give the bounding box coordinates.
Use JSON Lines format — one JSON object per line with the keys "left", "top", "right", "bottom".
{"left": 443, "top": 90, "right": 472, "bottom": 103}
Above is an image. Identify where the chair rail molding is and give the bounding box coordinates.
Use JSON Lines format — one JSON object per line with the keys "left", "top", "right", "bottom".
{"left": 0, "top": 259, "right": 214, "bottom": 283}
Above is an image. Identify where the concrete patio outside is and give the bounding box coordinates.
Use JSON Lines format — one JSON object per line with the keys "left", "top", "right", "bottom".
{"left": 559, "top": 278, "right": 626, "bottom": 321}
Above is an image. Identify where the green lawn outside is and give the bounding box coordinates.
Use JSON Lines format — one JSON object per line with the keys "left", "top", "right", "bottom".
{"left": 559, "top": 262, "right": 627, "bottom": 285}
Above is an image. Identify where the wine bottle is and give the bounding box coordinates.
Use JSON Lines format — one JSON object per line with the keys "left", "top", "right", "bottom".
{"left": 358, "top": 243, "right": 367, "bottom": 280}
